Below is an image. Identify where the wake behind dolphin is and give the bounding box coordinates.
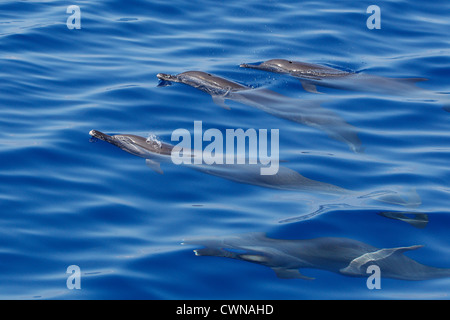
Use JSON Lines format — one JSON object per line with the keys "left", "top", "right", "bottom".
{"left": 157, "top": 71, "right": 363, "bottom": 153}
{"left": 183, "top": 232, "right": 450, "bottom": 281}
{"left": 241, "top": 59, "right": 450, "bottom": 111}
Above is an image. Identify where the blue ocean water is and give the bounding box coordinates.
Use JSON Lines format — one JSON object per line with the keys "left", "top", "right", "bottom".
{"left": 0, "top": 0, "right": 449, "bottom": 300}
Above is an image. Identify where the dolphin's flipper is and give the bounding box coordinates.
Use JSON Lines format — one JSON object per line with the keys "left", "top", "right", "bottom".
{"left": 340, "top": 245, "right": 424, "bottom": 276}
{"left": 271, "top": 267, "right": 315, "bottom": 280}
{"left": 300, "top": 81, "right": 322, "bottom": 94}
{"left": 212, "top": 95, "right": 231, "bottom": 110}
{"left": 145, "top": 159, "right": 164, "bottom": 174}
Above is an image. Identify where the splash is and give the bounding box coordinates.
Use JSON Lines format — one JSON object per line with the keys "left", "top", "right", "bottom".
{"left": 146, "top": 133, "right": 162, "bottom": 150}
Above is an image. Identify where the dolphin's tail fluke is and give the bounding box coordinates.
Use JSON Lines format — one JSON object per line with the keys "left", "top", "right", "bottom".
{"left": 341, "top": 244, "right": 450, "bottom": 280}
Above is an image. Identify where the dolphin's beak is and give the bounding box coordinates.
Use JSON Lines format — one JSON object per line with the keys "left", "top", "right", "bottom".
{"left": 239, "top": 63, "right": 262, "bottom": 70}
{"left": 156, "top": 73, "right": 179, "bottom": 87}
{"left": 89, "top": 130, "right": 114, "bottom": 143}
{"left": 157, "top": 73, "right": 179, "bottom": 82}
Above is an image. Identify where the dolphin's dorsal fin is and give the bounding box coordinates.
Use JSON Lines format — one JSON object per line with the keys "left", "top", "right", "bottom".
{"left": 212, "top": 95, "right": 231, "bottom": 110}
{"left": 300, "top": 81, "right": 323, "bottom": 94}
{"left": 271, "top": 267, "right": 315, "bottom": 280}
{"left": 340, "top": 245, "right": 424, "bottom": 276}
{"left": 145, "top": 159, "right": 164, "bottom": 174}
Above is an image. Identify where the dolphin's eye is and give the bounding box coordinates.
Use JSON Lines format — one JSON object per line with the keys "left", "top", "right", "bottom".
{"left": 207, "top": 73, "right": 212, "bottom": 76}
{"left": 288, "top": 61, "right": 293, "bottom": 64}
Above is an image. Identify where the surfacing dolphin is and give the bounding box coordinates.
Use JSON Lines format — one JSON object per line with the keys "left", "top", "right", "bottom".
{"left": 157, "top": 71, "right": 363, "bottom": 153}
{"left": 241, "top": 59, "right": 450, "bottom": 111}
{"left": 240, "top": 59, "right": 429, "bottom": 95}
{"left": 89, "top": 130, "right": 348, "bottom": 195}
{"left": 183, "top": 232, "right": 450, "bottom": 281}
{"left": 89, "top": 130, "right": 421, "bottom": 207}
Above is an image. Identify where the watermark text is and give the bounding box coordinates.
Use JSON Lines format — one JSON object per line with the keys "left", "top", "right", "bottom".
{"left": 171, "top": 121, "right": 279, "bottom": 175}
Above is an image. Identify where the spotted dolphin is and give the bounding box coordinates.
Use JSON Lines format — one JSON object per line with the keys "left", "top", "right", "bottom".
{"left": 89, "top": 130, "right": 348, "bottom": 195}
{"left": 183, "top": 232, "right": 450, "bottom": 281}
{"left": 241, "top": 59, "right": 450, "bottom": 111}
{"left": 157, "top": 71, "right": 363, "bottom": 153}
{"left": 240, "top": 59, "right": 430, "bottom": 95}
{"left": 89, "top": 130, "right": 421, "bottom": 207}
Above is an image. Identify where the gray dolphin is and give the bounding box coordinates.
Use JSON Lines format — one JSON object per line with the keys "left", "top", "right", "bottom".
{"left": 89, "top": 130, "right": 420, "bottom": 207}
{"left": 183, "top": 232, "right": 450, "bottom": 281}
{"left": 240, "top": 59, "right": 431, "bottom": 96}
{"left": 157, "top": 71, "right": 363, "bottom": 153}
{"left": 89, "top": 130, "right": 348, "bottom": 195}
{"left": 241, "top": 59, "right": 450, "bottom": 113}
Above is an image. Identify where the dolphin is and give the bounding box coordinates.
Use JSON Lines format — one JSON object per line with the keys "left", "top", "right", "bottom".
{"left": 240, "top": 59, "right": 430, "bottom": 95}
{"left": 183, "top": 232, "right": 450, "bottom": 281}
{"left": 89, "top": 130, "right": 173, "bottom": 174}
{"left": 241, "top": 59, "right": 450, "bottom": 111}
{"left": 89, "top": 130, "right": 421, "bottom": 207}
{"left": 89, "top": 130, "right": 348, "bottom": 195}
{"left": 156, "top": 71, "right": 363, "bottom": 153}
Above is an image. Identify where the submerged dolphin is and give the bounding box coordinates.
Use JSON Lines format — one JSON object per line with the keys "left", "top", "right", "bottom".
{"left": 183, "top": 232, "right": 450, "bottom": 281}
{"left": 89, "top": 130, "right": 421, "bottom": 207}
{"left": 157, "top": 71, "right": 363, "bottom": 153}
{"left": 241, "top": 59, "right": 450, "bottom": 111}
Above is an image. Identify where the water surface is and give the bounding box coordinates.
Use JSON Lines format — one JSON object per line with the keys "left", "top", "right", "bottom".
{"left": 0, "top": 0, "right": 449, "bottom": 299}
